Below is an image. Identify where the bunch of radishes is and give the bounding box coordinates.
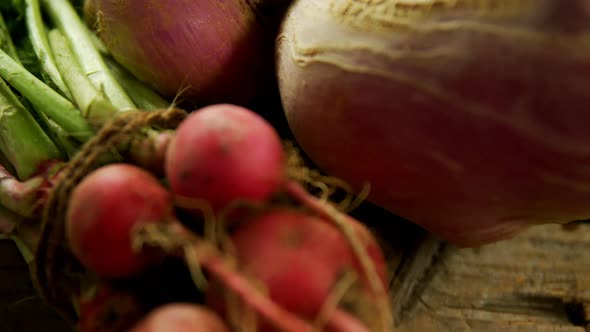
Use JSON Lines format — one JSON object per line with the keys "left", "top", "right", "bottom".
{"left": 64, "top": 103, "right": 392, "bottom": 332}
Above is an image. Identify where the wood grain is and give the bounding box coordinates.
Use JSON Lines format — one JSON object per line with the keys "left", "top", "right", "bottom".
{"left": 390, "top": 223, "right": 590, "bottom": 332}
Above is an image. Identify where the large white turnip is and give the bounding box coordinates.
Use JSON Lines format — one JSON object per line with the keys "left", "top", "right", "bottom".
{"left": 277, "top": 0, "right": 590, "bottom": 246}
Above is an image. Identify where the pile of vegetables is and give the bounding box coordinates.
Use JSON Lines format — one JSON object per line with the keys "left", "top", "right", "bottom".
{"left": 0, "top": 1, "right": 392, "bottom": 331}
{"left": 81, "top": 0, "right": 590, "bottom": 248}
{"left": 1, "top": 0, "right": 588, "bottom": 330}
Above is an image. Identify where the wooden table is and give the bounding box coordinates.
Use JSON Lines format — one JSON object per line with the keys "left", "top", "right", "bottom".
{"left": 385, "top": 222, "right": 590, "bottom": 332}
{"left": 0, "top": 212, "right": 588, "bottom": 332}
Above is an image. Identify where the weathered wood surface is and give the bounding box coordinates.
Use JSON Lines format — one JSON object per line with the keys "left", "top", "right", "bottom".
{"left": 388, "top": 222, "right": 590, "bottom": 332}
{"left": 0, "top": 218, "right": 588, "bottom": 331}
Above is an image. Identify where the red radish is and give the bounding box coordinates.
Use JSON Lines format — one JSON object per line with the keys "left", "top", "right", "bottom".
{"left": 66, "top": 163, "right": 173, "bottom": 278}
{"left": 77, "top": 283, "right": 144, "bottom": 332}
{"left": 166, "top": 104, "right": 285, "bottom": 212}
{"left": 85, "top": 0, "right": 277, "bottom": 105}
{"left": 130, "top": 303, "right": 230, "bottom": 332}
{"left": 209, "top": 208, "right": 387, "bottom": 330}
{"left": 283, "top": 181, "right": 389, "bottom": 287}
{"left": 276, "top": 0, "right": 590, "bottom": 246}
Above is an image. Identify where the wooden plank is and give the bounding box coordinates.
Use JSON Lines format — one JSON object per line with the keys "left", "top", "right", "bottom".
{"left": 390, "top": 223, "right": 590, "bottom": 332}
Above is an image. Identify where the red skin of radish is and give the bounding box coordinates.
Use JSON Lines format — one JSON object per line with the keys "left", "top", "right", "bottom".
{"left": 277, "top": 0, "right": 590, "bottom": 246}
{"left": 130, "top": 303, "right": 230, "bottom": 332}
{"left": 66, "top": 163, "right": 172, "bottom": 278}
{"left": 165, "top": 104, "right": 285, "bottom": 212}
{"left": 87, "top": 0, "right": 273, "bottom": 105}
{"left": 208, "top": 208, "right": 387, "bottom": 328}
{"left": 77, "top": 283, "right": 144, "bottom": 332}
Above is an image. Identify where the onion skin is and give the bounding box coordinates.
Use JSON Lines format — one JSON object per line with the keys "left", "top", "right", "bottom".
{"left": 277, "top": 0, "right": 590, "bottom": 246}
{"left": 89, "top": 0, "right": 274, "bottom": 105}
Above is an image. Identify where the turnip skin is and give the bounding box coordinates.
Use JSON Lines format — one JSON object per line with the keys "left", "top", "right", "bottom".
{"left": 277, "top": 0, "right": 590, "bottom": 246}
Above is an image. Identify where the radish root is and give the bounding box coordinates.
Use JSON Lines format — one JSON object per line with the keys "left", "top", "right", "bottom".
{"left": 285, "top": 141, "right": 369, "bottom": 213}
{"left": 284, "top": 181, "right": 394, "bottom": 332}
{"left": 133, "top": 222, "right": 317, "bottom": 332}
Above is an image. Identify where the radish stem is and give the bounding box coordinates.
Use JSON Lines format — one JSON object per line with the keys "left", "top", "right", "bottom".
{"left": 35, "top": 115, "right": 80, "bottom": 158}
{"left": 187, "top": 245, "right": 316, "bottom": 332}
{"left": 48, "top": 28, "right": 118, "bottom": 123}
{"left": 135, "top": 223, "right": 317, "bottom": 332}
{"left": 41, "top": 0, "right": 136, "bottom": 110}
{"left": 0, "top": 76, "right": 61, "bottom": 180}
{"left": 0, "top": 164, "right": 46, "bottom": 217}
{"left": 0, "top": 204, "right": 39, "bottom": 264}
{"left": 0, "top": 12, "right": 19, "bottom": 63}
{"left": 327, "top": 310, "right": 371, "bottom": 332}
{"left": 24, "top": 0, "right": 72, "bottom": 99}
{"left": 0, "top": 11, "right": 80, "bottom": 158}
{"left": 0, "top": 203, "right": 26, "bottom": 234}
{"left": 285, "top": 181, "right": 394, "bottom": 332}
{"left": 0, "top": 47, "right": 94, "bottom": 142}
{"left": 104, "top": 56, "right": 170, "bottom": 110}
{"left": 0, "top": 199, "right": 38, "bottom": 264}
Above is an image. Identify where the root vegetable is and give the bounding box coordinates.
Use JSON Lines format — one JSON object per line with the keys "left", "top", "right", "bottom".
{"left": 209, "top": 208, "right": 387, "bottom": 330}
{"left": 85, "top": 0, "right": 278, "bottom": 105}
{"left": 276, "top": 0, "right": 590, "bottom": 246}
{"left": 130, "top": 303, "right": 230, "bottom": 332}
{"left": 165, "top": 104, "right": 285, "bottom": 212}
{"left": 66, "top": 163, "right": 172, "bottom": 278}
{"left": 77, "top": 283, "right": 144, "bottom": 332}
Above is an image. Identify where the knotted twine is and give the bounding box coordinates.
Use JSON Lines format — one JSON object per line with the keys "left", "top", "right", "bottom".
{"left": 31, "top": 108, "right": 188, "bottom": 322}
